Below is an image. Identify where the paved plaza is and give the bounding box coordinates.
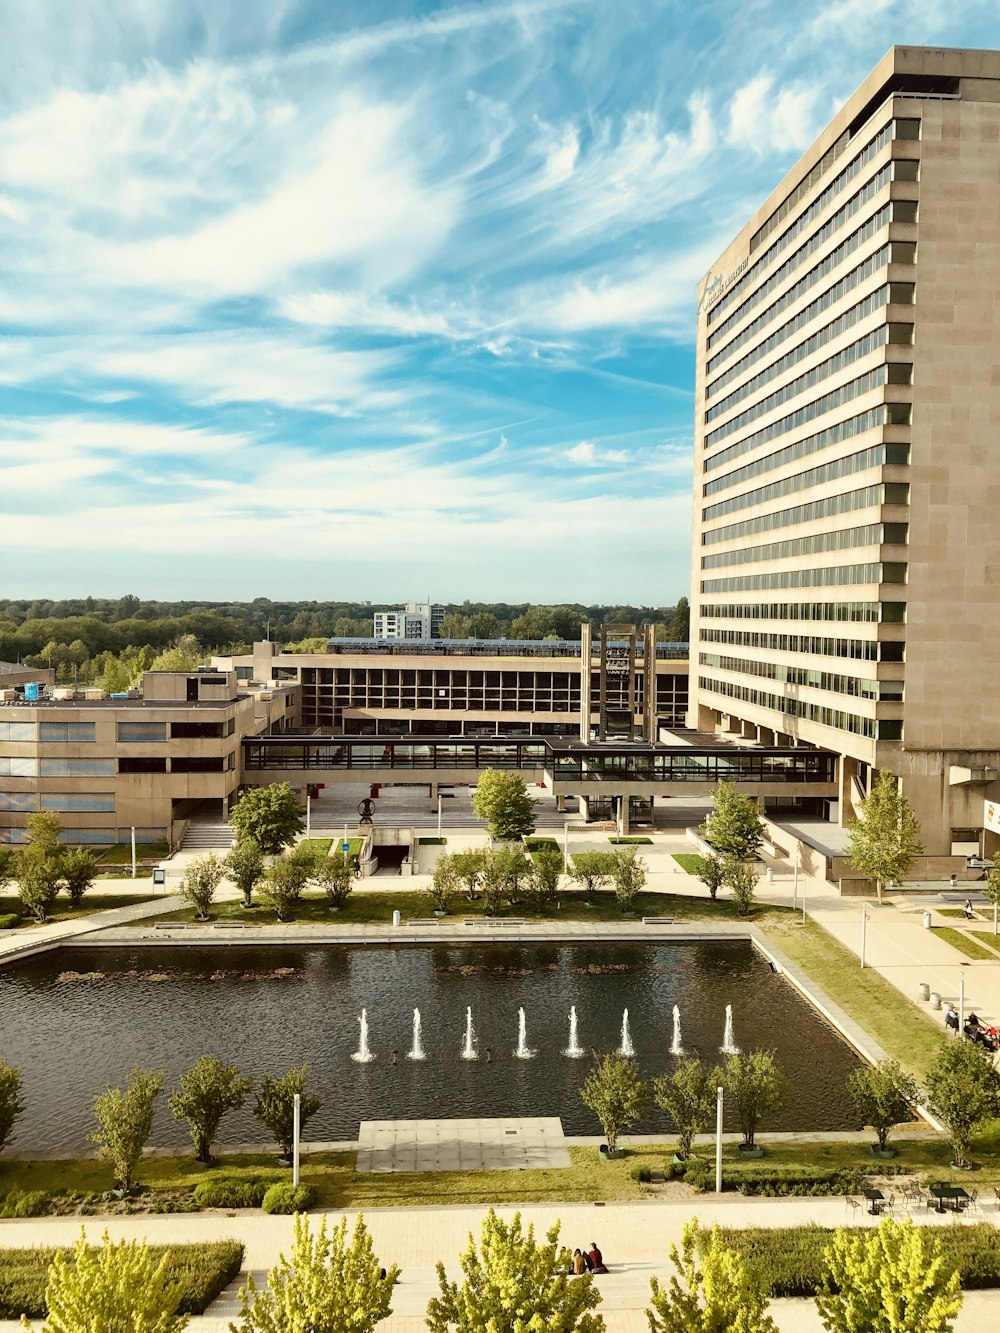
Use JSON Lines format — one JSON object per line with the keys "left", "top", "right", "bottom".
{"left": 356, "top": 1116, "right": 572, "bottom": 1173}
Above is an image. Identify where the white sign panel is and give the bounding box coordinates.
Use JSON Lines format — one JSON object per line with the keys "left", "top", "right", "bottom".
{"left": 985, "top": 799, "right": 1000, "bottom": 836}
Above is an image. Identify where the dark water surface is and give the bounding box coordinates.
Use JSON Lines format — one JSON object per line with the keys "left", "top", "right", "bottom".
{"left": 0, "top": 941, "right": 864, "bottom": 1151}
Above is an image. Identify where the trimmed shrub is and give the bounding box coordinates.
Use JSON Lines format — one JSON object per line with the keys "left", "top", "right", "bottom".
{"left": 261, "top": 1182, "right": 317, "bottom": 1215}
{"left": 0, "top": 914, "right": 20, "bottom": 930}
{"left": 0, "top": 1240, "right": 244, "bottom": 1318}
{"left": 629, "top": 1164, "right": 652, "bottom": 1183}
{"left": 0, "top": 1190, "right": 50, "bottom": 1218}
{"left": 674, "top": 1158, "right": 905, "bottom": 1197}
{"left": 718, "top": 1223, "right": 1000, "bottom": 1297}
{"left": 192, "top": 1175, "right": 280, "bottom": 1209}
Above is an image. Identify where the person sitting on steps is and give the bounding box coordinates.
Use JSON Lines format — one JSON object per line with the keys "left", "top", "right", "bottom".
{"left": 588, "top": 1242, "right": 608, "bottom": 1274}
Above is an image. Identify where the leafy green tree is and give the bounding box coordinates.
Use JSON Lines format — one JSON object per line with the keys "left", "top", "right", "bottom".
{"left": 580, "top": 1053, "right": 647, "bottom": 1156}
{"left": 234, "top": 1213, "right": 397, "bottom": 1333}
{"left": 0, "top": 1060, "right": 24, "bottom": 1155}
{"left": 472, "top": 769, "right": 537, "bottom": 840}
{"left": 815, "top": 1217, "right": 961, "bottom": 1333}
{"left": 530, "top": 846, "right": 564, "bottom": 910}
{"left": 924, "top": 1037, "right": 1000, "bottom": 1168}
{"left": 179, "top": 853, "right": 224, "bottom": 920}
{"left": 847, "top": 768, "right": 923, "bottom": 904}
{"left": 259, "top": 852, "right": 310, "bottom": 921}
{"left": 229, "top": 783, "right": 304, "bottom": 856}
{"left": 569, "top": 851, "right": 616, "bottom": 899}
{"left": 90, "top": 1068, "right": 164, "bottom": 1192}
{"left": 724, "top": 855, "right": 757, "bottom": 917}
{"left": 59, "top": 847, "right": 99, "bottom": 907}
{"left": 722, "top": 1050, "right": 785, "bottom": 1151}
{"left": 26, "top": 811, "right": 63, "bottom": 855}
{"left": 450, "top": 848, "right": 487, "bottom": 899}
{"left": 701, "top": 781, "right": 764, "bottom": 861}
{"left": 653, "top": 1058, "right": 721, "bottom": 1161}
{"left": 426, "top": 1208, "right": 604, "bottom": 1333}
{"left": 610, "top": 848, "right": 647, "bottom": 913}
{"left": 225, "top": 839, "right": 266, "bottom": 909}
{"left": 510, "top": 605, "right": 584, "bottom": 640}
{"left": 848, "top": 1059, "right": 919, "bottom": 1153}
{"left": 667, "top": 595, "right": 690, "bottom": 644}
{"left": 168, "top": 1055, "right": 252, "bottom": 1164}
{"left": 254, "top": 1065, "right": 321, "bottom": 1159}
{"left": 479, "top": 852, "right": 508, "bottom": 917}
{"left": 14, "top": 845, "right": 63, "bottom": 923}
{"left": 692, "top": 853, "right": 724, "bottom": 902}
{"left": 0, "top": 845, "right": 13, "bottom": 893}
{"left": 22, "top": 1229, "right": 190, "bottom": 1333}
{"left": 648, "top": 1220, "right": 776, "bottom": 1333}
{"left": 983, "top": 850, "right": 1000, "bottom": 928}
{"left": 491, "top": 842, "right": 534, "bottom": 902}
{"left": 430, "top": 856, "right": 460, "bottom": 912}
{"left": 312, "top": 849, "right": 354, "bottom": 909}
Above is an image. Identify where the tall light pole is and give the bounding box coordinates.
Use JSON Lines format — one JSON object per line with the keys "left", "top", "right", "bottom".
{"left": 306, "top": 790, "right": 312, "bottom": 838}
{"left": 860, "top": 905, "right": 869, "bottom": 968}
{"left": 292, "top": 1092, "right": 301, "bottom": 1187}
{"left": 800, "top": 846, "right": 807, "bottom": 926}
{"left": 792, "top": 843, "right": 800, "bottom": 912}
{"left": 959, "top": 972, "right": 966, "bottom": 1038}
{"left": 437, "top": 793, "right": 442, "bottom": 840}
{"left": 715, "top": 1086, "right": 724, "bottom": 1194}
{"left": 563, "top": 821, "right": 570, "bottom": 873}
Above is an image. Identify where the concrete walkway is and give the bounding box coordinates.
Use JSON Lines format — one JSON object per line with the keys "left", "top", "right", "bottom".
{"left": 3, "top": 1196, "right": 999, "bottom": 1332}
{"left": 0, "top": 893, "right": 184, "bottom": 967}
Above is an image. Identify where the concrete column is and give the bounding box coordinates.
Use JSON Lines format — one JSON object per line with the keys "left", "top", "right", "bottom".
{"left": 579, "top": 623, "right": 592, "bottom": 741}
{"left": 617, "top": 796, "right": 630, "bottom": 836}
{"left": 555, "top": 795, "right": 567, "bottom": 813}
{"left": 838, "top": 755, "right": 861, "bottom": 826}
{"left": 578, "top": 795, "right": 591, "bottom": 822}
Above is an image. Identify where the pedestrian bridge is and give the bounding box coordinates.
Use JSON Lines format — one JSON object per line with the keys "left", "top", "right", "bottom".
{"left": 241, "top": 734, "right": 838, "bottom": 801}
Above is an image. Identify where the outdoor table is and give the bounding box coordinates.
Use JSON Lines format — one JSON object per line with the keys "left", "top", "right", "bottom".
{"left": 929, "top": 1185, "right": 970, "bottom": 1213}
{"left": 862, "top": 1187, "right": 885, "bottom": 1215}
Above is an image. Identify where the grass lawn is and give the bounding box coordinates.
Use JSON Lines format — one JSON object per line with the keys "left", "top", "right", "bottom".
{"left": 96, "top": 841, "right": 169, "bottom": 866}
{"left": 672, "top": 854, "right": 702, "bottom": 874}
{"left": 418, "top": 836, "right": 447, "bottom": 845}
{"left": 147, "top": 888, "right": 790, "bottom": 927}
{"left": 609, "top": 836, "right": 653, "bottom": 844}
{"left": 0, "top": 892, "right": 160, "bottom": 932}
{"left": 523, "top": 836, "right": 559, "bottom": 850}
{"left": 300, "top": 837, "right": 363, "bottom": 858}
{"left": 931, "top": 926, "right": 998, "bottom": 961}
{"left": 970, "top": 930, "right": 1000, "bottom": 953}
{"left": 763, "top": 916, "right": 944, "bottom": 1077}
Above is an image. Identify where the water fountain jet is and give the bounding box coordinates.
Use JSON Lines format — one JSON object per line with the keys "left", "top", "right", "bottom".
{"left": 670, "top": 1004, "right": 683, "bottom": 1055}
{"left": 408, "top": 1008, "right": 425, "bottom": 1061}
{"left": 461, "top": 1007, "right": 478, "bottom": 1060}
{"left": 515, "top": 1007, "right": 535, "bottom": 1059}
{"left": 720, "top": 1004, "right": 739, "bottom": 1055}
{"left": 351, "top": 1008, "right": 374, "bottom": 1063}
{"left": 564, "top": 1005, "right": 584, "bottom": 1058}
{"left": 619, "top": 1008, "right": 635, "bottom": 1057}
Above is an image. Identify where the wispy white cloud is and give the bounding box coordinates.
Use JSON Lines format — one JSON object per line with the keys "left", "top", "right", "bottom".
{"left": 727, "top": 75, "right": 822, "bottom": 155}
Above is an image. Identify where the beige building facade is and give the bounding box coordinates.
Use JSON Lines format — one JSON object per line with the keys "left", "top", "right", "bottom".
{"left": 690, "top": 46, "right": 1000, "bottom": 854}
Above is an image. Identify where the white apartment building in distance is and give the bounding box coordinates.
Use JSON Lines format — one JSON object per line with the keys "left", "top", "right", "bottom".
{"left": 690, "top": 45, "right": 1000, "bottom": 856}
{"left": 373, "top": 602, "right": 445, "bottom": 641}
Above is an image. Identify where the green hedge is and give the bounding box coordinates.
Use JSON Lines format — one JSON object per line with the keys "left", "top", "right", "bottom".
{"left": 676, "top": 1159, "right": 905, "bottom": 1197}
{"left": 261, "top": 1182, "right": 316, "bottom": 1214}
{"left": 192, "top": 1175, "right": 281, "bottom": 1209}
{"left": 719, "top": 1224, "right": 1000, "bottom": 1296}
{"left": 0, "top": 1190, "right": 50, "bottom": 1218}
{"left": 0, "top": 1240, "right": 244, "bottom": 1318}
{"left": 0, "top": 913, "right": 21, "bottom": 930}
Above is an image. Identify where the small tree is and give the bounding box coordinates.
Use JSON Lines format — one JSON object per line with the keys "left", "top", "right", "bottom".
{"left": 694, "top": 853, "right": 725, "bottom": 901}
{"left": 90, "top": 1068, "right": 164, "bottom": 1192}
{"left": 168, "top": 1055, "right": 252, "bottom": 1164}
{"left": 0, "top": 1060, "right": 24, "bottom": 1155}
{"left": 924, "top": 1037, "right": 1000, "bottom": 1168}
{"left": 848, "top": 1058, "right": 918, "bottom": 1153}
{"left": 0, "top": 845, "right": 13, "bottom": 893}
{"left": 471, "top": 769, "right": 537, "bottom": 840}
{"left": 430, "top": 856, "right": 460, "bottom": 912}
{"left": 610, "top": 848, "right": 647, "bottom": 913}
{"left": 225, "top": 838, "right": 265, "bottom": 909}
{"left": 570, "top": 850, "right": 616, "bottom": 899}
{"left": 229, "top": 782, "right": 304, "bottom": 856}
{"left": 14, "top": 845, "right": 63, "bottom": 923}
{"left": 22, "top": 1229, "right": 189, "bottom": 1333}
{"left": 847, "top": 768, "right": 923, "bottom": 904}
{"left": 234, "top": 1213, "right": 398, "bottom": 1333}
{"left": 479, "top": 852, "right": 508, "bottom": 918}
{"left": 59, "top": 847, "right": 98, "bottom": 907}
{"left": 180, "top": 853, "right": 224, "bottom": 920}
{"left": 983, "top": 850, "right": 1000, "bottom": 932}
{"left": 259, "top": 853, "right": 308, "bottom": 921}
{"left": 580, "top": 1052, "right": 647, "bottom": 1156}
{"left": 701, "top": 781, "right": 764, "bottom": 861}
{"left": 25, "top": 810, "right": 63, "bottom": 856}
{"left": 426, "top": 1208, "right": 604, "bottom": 1333}
{"left": 648, "top": 1220, "right": 777, "bottom": 1333}
{"left": 530, "top": 846, "right": 564, "bottom": 911}
{"left": 254, "top": 1065, "right": 321, "bottom": 1159}
{"left": 815, "top": 1218, "right": 962, "bottom": 1333}
{"left": 653, "top": 1057, "right": 721, "bottom": 1161}
{"left": 450, "top": 848, "right": 486, "bottom": 900}
{"left": 724, "top": 855, "right": 757, "bottom": 917}
{"left": 722, "top": 1050, "right": 785, "bottom": 1151}
{"left": 312, "top": 850, "right": 354, "bottom": 910}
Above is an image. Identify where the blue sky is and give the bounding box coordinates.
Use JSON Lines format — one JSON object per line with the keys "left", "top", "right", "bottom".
{"left": 1, "top": 0, "right": 996, "bottom": 604}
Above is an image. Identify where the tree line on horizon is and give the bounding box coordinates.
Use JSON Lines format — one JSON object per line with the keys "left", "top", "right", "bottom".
{"left": 0, "top": 596, "right": 689, "bottom": 685}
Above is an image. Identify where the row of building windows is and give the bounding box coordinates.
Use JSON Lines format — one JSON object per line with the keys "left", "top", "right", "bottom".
{"left": 0, "top": 828, "right": 166, "bottom": 846}
{"left": 707, "top": 283, "right": 893, "bottom": 411}
{"left": 710, "top": 124, "right": 894, "bottom": 321}
{"left": 706, "top": 361, "right": 889, "bottom": 456}
{"left": 706, "top": 327, "right": 891, "bottom": 441}
{"left": 702, "top": 482, "right": 909, "bottom": 547}
{"left": 0, "top": 756, "right": 233, "bottom": 777}
{"left": 700, "top": 628, "right": 904, "bottom": 662}
{"left": 699, "top": 675, "right": 904, "bottom": 741}
{"left": 700, "top": 600, "right": 906, "bottom": 624}
{"left": 703, "top": 440, "right": 910, "bottom": 520}
{"left": 708, "top": 166, "right": 891, "bottom": 339}
{"left": 0, "top": 719, "right": 235, "bottom": 745}
{"left": 707, "top": 204, "right": 890, "bottom": 354}
{"left": 699, "top": 653, "right": 903, "bottom": 701}
{"left": 701, "top": 522, "right": 907, "bottom": 571}
{"left": 707, "top": 245, "right": 893, "bottom": 381}
{"left": 0, "top": 721, "right": 97, "bottom": 743}
{"left": 0, "top": 793, "right": 116, "bottom": 813}
{"left": 702, "top": 561, "right": 907, "bottom": 594}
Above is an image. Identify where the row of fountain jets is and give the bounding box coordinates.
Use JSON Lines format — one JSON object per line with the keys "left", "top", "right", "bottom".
{"left": 350, "top": 1004, "right": 740, "bottom": 1064}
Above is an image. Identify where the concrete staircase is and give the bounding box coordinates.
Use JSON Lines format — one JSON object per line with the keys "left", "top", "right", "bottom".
{"left": 181, "top": 822, "right": 235, "bottom": 851}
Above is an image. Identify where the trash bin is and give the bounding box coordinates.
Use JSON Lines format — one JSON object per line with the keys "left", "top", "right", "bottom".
{"left": 930, "top": 991, "right": 941, "bottom": 1010}
{"left": 392, "top": 910, "right": 401, "bottom": 927}
{"left": 919, "top": 982, "right": 930, "bottom": 1001}
{"left": 923, "top": 911, "right": 932, "bottom": 929}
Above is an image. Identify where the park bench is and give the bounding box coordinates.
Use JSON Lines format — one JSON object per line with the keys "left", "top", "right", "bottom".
{"left": 212, "top": 921, "right": 260, "bottom": 930}
{"left": 462, "top": 918, "right": 527, "bottom": 927}
{"left": 152, "top": 921, "right": 191, "bottom": 930}
{"left": 405, "top": 918, "right": 446, "bottom": 926}
{"left": 642, "top": 916, "right": 676, "bottom": 925}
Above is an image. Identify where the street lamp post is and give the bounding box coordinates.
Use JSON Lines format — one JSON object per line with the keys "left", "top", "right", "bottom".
{"left": 861, "top": 905, "right": 869, "bottom": 968}
{"left": 292, "top": 1093, "right": 301, "bottom": 1187}
{"left": 715, "top": 1086, "right": 724, "bottom": 1194}
{"left": 959, "top": 972, "right": 965, "bottom": 1038}
{"left": 437, "top": 793, "right": 442, "bottom": 840}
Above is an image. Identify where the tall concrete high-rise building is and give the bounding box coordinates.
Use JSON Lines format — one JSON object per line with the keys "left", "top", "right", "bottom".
{"left": 689, "top": 46, "right": 1000, "bottom": 855}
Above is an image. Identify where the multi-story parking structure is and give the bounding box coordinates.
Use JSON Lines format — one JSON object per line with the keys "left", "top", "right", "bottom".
{"left": 690, "top": 45, "right": 1000, "bottom": 855}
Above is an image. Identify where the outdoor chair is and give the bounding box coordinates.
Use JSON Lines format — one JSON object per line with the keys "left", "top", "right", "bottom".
{"left": 883, "top": 1192, "right": 896, "bottom": 1216}
{"left": 994, "top": 1185, "right": 1000, "bottom": 1210}
{"left": 845, "top": 1195, "right": 862, "bottom": 1217}
{"left": 967, "top": 1188, "right": 979, "bottom": 1212}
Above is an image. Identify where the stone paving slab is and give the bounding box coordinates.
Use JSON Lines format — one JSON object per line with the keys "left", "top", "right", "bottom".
{"left": 356, "top": 1117, "right": 572, "bottom": 1173}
